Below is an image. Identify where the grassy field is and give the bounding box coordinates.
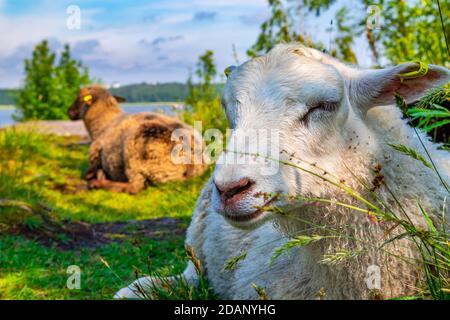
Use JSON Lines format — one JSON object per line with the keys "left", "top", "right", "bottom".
{"left": 0, "top": 126, "right": 212, "bottom": 299}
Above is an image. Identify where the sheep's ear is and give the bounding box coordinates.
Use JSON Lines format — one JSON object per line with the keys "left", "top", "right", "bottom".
{"left": 351, "top": 62, "right": 450, "bottom": 113}
{"left": 113, "top": 95, "right": 126, "bottom": 103}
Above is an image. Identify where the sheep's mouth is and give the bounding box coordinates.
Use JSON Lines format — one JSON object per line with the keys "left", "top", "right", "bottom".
{"left": 223, "top": 197, "right": 277, "bottom": 223}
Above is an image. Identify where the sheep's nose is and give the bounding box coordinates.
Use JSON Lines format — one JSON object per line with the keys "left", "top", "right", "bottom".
{"left": 214, "top": 178, "right": 255, "bottom": 205}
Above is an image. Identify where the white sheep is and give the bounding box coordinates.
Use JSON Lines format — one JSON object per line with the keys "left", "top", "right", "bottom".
{"left": 116, "top": 44, "right": 450, "bottom": 300}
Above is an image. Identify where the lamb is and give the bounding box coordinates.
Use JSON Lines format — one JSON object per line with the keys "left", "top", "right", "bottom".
{"left": 116, "top": 44, "right": 450, "bottom": 299}
{"left": 68, "top": 85, "right": 208, "bottom": 194}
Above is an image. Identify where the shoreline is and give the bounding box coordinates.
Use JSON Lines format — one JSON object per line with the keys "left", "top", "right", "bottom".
{"left": 121, "top": 101, "right": 183, "bottom": 105}
{"left": 0, "top": 102, "right": 184, "bottom": 109}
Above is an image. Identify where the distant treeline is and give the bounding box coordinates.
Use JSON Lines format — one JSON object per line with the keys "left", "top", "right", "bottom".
{"left": 0, "top": 82, "right": 225, "bottom": 105}
{"left": 110, "top": 82, "right": 189, "bottom": 102}
{"left": 0, "top": 89, "right": 18, "bottom": 105}
{"left": 0, "top": 84, "right": 188, "bottom": 105}
{"left": 111, "top": 82, "right": 224, "bottom": 103}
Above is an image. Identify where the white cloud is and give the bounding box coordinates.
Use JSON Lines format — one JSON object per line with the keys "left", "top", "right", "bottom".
{"left": 0, "top": 0, "right": 269, "bottom": 88}
{"left": 0, "top": 0, "right": 374, "bottom": 89}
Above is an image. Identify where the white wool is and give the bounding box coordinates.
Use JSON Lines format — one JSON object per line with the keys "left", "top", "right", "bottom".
{"left": 116, "top": 44, "right": 450, "bottom": 300}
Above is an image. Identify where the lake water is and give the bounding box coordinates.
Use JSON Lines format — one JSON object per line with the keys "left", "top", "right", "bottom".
{"left": 0, "top": 103, "right": 179, "bottom": 127}
{"left": 0, "top": 108, "right": 14, "bottom": 127}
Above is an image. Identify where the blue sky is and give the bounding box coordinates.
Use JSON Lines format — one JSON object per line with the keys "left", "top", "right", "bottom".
{"left": 0, "top": 0, "right": 370, "bottom": 88}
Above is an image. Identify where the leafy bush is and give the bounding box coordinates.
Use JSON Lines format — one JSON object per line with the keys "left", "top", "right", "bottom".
{"left": 406, "top": 84, "right": 450, "bottom": 149}
{"left": 182, "top": 50, "right": 228, "bottom": 133}
{"left": 15, "top": 40, "right": 91, "bottom": 121}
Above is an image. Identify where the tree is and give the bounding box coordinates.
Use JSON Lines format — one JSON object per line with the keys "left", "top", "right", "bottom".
{"left": 249, "top": 0, "right": 449, "bottom": 67}
{"left": 16, "top": 40, "right": 91, "bottom": 121}
{"left": 183, "top": 50, "right": 227, "bottom": 132}
{"left": 330, "top": 7, "right": 358, "bottom": 64}
{"left": 375, "top": 0, "right": 449, "bottom": 67}
{"left": 247, "top": 0, "right": 322, "bottom": 57}
{"left": 248, "top": 0, "right": 359, "bottom": 62}
{"left": 16, "top": 40, "right": 56, "bottom": 120}
{"left": 186, "top": 50, "right": 217, "bottom": 105}
{"left": 54, "top": 44, "right": 91, "bottom": 118}
{"left": 344, "top": 0, "right": 449, "bottom": 67}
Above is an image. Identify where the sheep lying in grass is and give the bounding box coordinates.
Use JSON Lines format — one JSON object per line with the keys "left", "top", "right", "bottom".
{"left": 116, "top": 44, "right": 450, "bottom": 299}
{"left": 68, "top": 85, "right": 208, "bottom": 194}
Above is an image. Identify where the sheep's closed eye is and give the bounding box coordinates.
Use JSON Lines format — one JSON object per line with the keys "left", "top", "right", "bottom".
{"left": 301, "top": 101, "right": 339, "bottom": 122}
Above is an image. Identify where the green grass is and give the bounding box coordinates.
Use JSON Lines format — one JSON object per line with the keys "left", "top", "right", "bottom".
{"left": 0, "top": 105, "right": 14, "bottom": 110}
{"left": 0, "top": 235, "right": 186, "bottom": 300}
{"left": 0, "top": 127, "right": 212, "bottom": 299}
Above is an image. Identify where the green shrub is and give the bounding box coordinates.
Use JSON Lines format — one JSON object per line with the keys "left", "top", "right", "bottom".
{"left": 405, "top": 84, "right": 450, "bottom": 149}
{"left": 182, "top": 50, "right": 228, "bottom": 133}
{"left": 15, "top": 40, "right": 91, "bottom": 121}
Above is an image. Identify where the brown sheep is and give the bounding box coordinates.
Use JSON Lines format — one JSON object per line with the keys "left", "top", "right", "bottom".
{"left": 68, "top": 85, "right": 208, "bottom": 194}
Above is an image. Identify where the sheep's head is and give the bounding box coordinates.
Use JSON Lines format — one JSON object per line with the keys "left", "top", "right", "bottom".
{"left": 68, "top": 85, "right": 126, "bottom": 120}
{"left": 213, "top": 43, "right": 450, "bottom": 230}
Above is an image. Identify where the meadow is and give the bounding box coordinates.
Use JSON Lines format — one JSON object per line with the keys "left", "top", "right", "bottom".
{"left": 0, "top": 0, "right": 447, "bottom": 304}
{"left": 0, "top": 127, "right": 212, "bottom": 299}
{"left": 0, "top": 87, "right": 449, "bottom": 300}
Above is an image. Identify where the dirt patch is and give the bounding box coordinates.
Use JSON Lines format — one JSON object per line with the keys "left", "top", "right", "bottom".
{"left": 52, "top": 179, "right": 89, "bottom": 195}
{"left": 3, "top": 201, "right": 187, "bottom": 250}
{"left": 10, "top": 217, "right": 186, "bottom": 250}
{"left": 10, "top": 120, "right": 90, "bottom": 139}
